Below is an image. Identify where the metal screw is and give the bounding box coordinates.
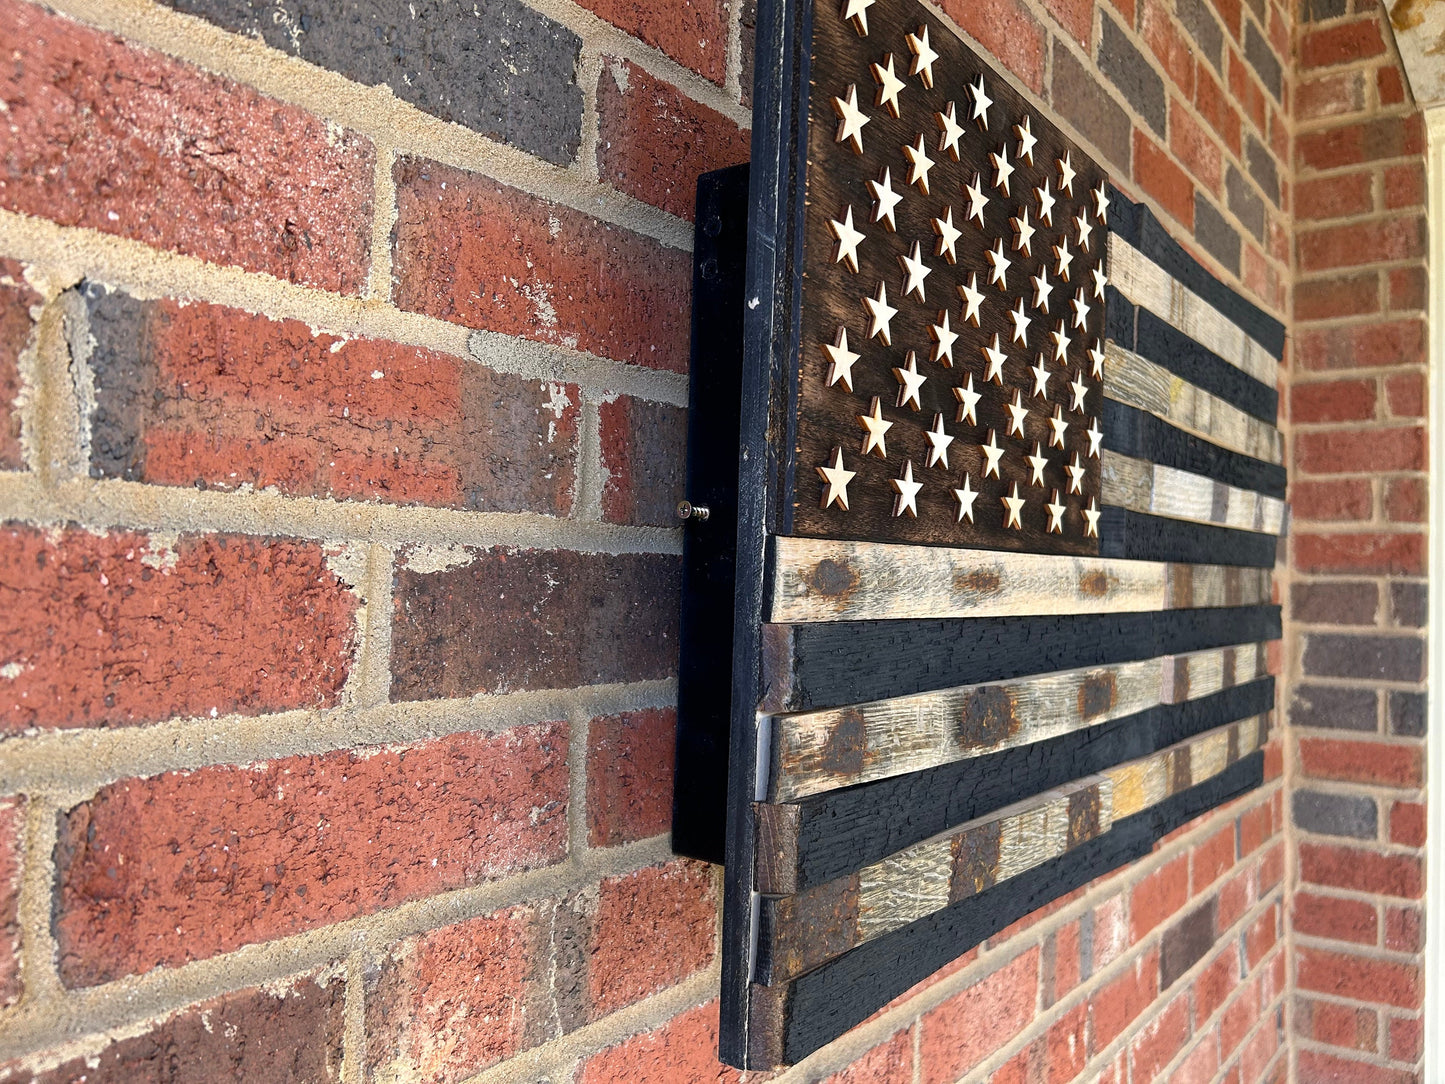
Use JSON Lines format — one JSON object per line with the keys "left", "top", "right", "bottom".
{"left": 676, "top": 500, "right": 711, "bottom": 522}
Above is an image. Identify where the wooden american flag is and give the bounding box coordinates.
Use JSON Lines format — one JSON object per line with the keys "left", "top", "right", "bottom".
{"left": 673, "top": 0, "right": 1286, "bottom": 1068}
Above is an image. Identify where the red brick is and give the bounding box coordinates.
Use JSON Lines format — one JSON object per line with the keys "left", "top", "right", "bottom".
{"left": 599, "top": 396, "right": 687, "bottom": 527}
{"left": 1240, "top": 800, "right": 1270, "bottom": 856}
{"left": 392, "top": 157, "right": 691, "bottom": 372}
{"left": 1244, "top": 905, "right": 1277, "bottom": 967}
{"left": 1298, "top": 116, "right": 1425, "bottom": 172}
{"left": 0, "top": 263, "right": 36, "bottom": 471}
{"left": 1296, "top": 533, "right": 1424, "bottom": 576}
{"left": 0, "top": 0, "right": 371, "bottom": 293}
{"left": 1295, "top": 172, "right": 1372, "bottom": 225}
{"left": 0, "top": 798, "right": 22, "bottom": 1009}
{"left": 1196, "top": 65, "right": 1242, "bottom": 156}
{"left": 575, "top": 0, "right": 726, "bottom": 84}
{"left": 1290, "top": 377, "right": 1377, "bottom": 423}
{"left": 1129, "top": 992, "right": 1188, "bottom": 1081}
{"left": 24, "top": 973, "right": 345, "bottom": 1083}
{"left": 1384, "top": 477, "right": 1426, "bottom": 522}
{"left": 1388, "top": 1016, "right": 1422, "bottom": 1062}
{"left": 1300, "top": 737, "right": 1423, "bottom": 787}
{"left": 1293, "top": 891, "right": 1377, "bottom": 944}
{"left": 1043, "top": 0, "right": 1094, "bottom": 45}
{"left": 1259, "top": 841, "right": 1284, "bottom": 893}
{"left": 1144, "top": 4, "right": 1195, "bottom": 98}
{"left": 920, "top": 950, "right": 1039, "bottom": 1084}
{"left": 1299, "top": 842, "right": 1422, "bottom": 898}
{"left": 938, "top": 0, "right": 1047, "bottom": 91}
{"left": 1294, "top": 273, "right": 1379, "bottom": 323}
{"left": 1133, "top": 130, "right": 1194, "bottom": 228}
{"left": 1296, "top": 425, "right": 1425, "bottom": 474}
{"left": 1220, "top": 976, "right": 1259, "bottom": 1055}
{"left": 84, "top": 290, "right": 579, "bottom": 512}
{"left": 1190, "top": 825, "right": 1235, "bottom": 892}
{"left": 1288, "top": 479, "right": 1372, "bottom": 522}
{"left": 1378, "top": 66, "right": 1407, "bottom": 106}
{"left": 1227, "top": 46, "right": 1267, "bottom": 134}
{"left": 1300, "top": 948, "right": 1421, "bottom": 1011}
{"left": 1299, "top": 218, "right": 1427, "bottom": 273}
{"left": 1300, "top": 997, "right": 1377, "bottom": 1052}
{"left": 0, "top": 526, "right": 358, "bottom": 733}
{"left": 822, "top": 1028, "right": 914, "bottom": 1084}
{"left": 1241, "top": 1012, "right": 1282, "bottom": 1081}
{"left": 587, "top": 707, "right": 676, "bottom": 847}
{"left": 54, "top": 722, "right": 569, "bottom": 985}
{"left": 1129, "top": 855, "right": 1189, "bottom": 942}
{"left": 596, "top": 60, "right": 747, "bottom": 219}
{"left": 1171, "top": 100, "right": 1223, "bottom": 194}
{"left": 1300, "top": 18, "right": 1387, "bottom": 70}
{"left": 1384, "top": 371, "right": 1425, "bottom": 417}
{"left": 1045, "top": 1003, "right": 1087, "bottom": 1083}
{"left": 1388, "top": 266, "right": 1427, "bottom": 311}
{"left": 1092, "top": 894, "right": 1129, "bottom": 972}
{"left": 1297, "top": 318, "right": 1426, "bottom": 371}
{"left": 1297, "top": 1050, "right": 1417, "bottom": 1084}
{"left": 576, "top": 1000, "right": 749, "bottom": 1084}
{"left": 1090, "top": 950, "right": 1160, "bottom": 1054}
{"left": 1296, "top": 72, "right": 1366, "bottom": 122}
{"left": 1194, "top": 949, "right": 1237, "bottom": 1024}
{"left": 1050, "top": 919, "right": 1082, "bottom": 1002}
{"left": 990, "top": 1039, "right": 1044, "bottom": 1084}
{"left": 1384, "top": 164, "right": 1426, "bottom": 211}
{"left": 588, "top": 862, "right": 715, "bottom": 1016}
{"left": 1384, "top": 905, "right": 1421, "bottom": 953}
{"left": 1172, "top": 1036, "right": 1220, "bottom": 1084}
{"left": 366, "top": 905, "right": 543, "bottom": 1082}
{"left": 1389, "top": 801, "right": 1426, "bottom": 847}
{"left": 1211, "top": 0, "right": 1240, "bottom": 38}
{"left": 1108, "top": 0, "right": 1135, "bottom": 27}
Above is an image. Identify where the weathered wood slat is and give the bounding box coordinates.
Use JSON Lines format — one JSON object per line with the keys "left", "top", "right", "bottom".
{"left": 1102, "top": 400, "right": 1287, "bottom": 499}
{"left": 1101, "top": 451, "right": 1285, "bottom": 534}
{"left": 1104, "top": 343, "right": 1283, "bottom": 464}
{"left": 1096, "top": 508, "right": 1279, "bottom": 568}
{"left": 769, "top": 643, "right": 1267, "bottom": 801}
{"left": 1107, "top": 235, "right": 1278, "bottom": 387}
{"left": 761, "top": 605, "right": 1281, "bottom": 714}
{"left": 769, "top": 535, "right": 1272, "bottom": 623}
{"left": 757, "top": 715, "right": 1265, "bottom": 984}
{"left": 758, "top": 678, "right": 1274, "bottom": 892}
{"left": 747, "top": 754, "right": 1266, "bottom": 1066}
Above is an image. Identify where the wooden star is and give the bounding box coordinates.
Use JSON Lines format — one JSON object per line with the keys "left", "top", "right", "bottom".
{"left": 953, "top": 473, "right": 979, "bottom": 522}
{"left": 817, "top": 446, "right": 856, "bottom": 509}
{"left": 932, "top": 206, "right": 962, "bottom": 264}
{"left": 1046, "top": 490, "right": 1066, "bottom": 534}
{"left": 1069, "top": 370, "right": 1089, "bottom": 412}
{"left": 986, "top": 240, "right": 1011, "bottom": 289}
{"left": 1030, "top": 355, "right": 1051, "bottom": 399}
{"left": 828, "top": 204, "right": 865, "bottom": 273}
{"left": 903, "top": 134, "right": 934, "bottom": 194}
{"left": 1001, "top": 482, "right": 1026, "bottom": 529}
{"left": 891, "top": 459, "right": 923, "bottom": 517}
{"left": 905, "top": 25, "right": 938, "bottom": 88}
{"left": 1058, "top": 151, "right": 1076, "bottom": 194}
{"left": 1075, "top": 210, "right": 1094, "bottom": 252}
{"left": 965, "top": 173, "right": 989, "bottom": 226}
{"left": 822, "top": 325, "right": 860, "bottom": 390}
{"left": 893, "top": 350, "right": 926, "bottom": 410}
{"left": 1054, "top": 239, "right": 1074, "bottom": 281}
{"left": 863, "top": 281, "right": 897, "bottom": 344}
{"left": 1027, "top": 442, "right": 1049, "bottom": 486}
{"left": 871, "top": 53, "right": 905, "bottom": 117}
{"left": 953, "top": 373, "right": 981, "bottom": 424}
{"left": 1083, "top": 497, "right": 1101, "bottom": 538}
{"left": 981, "top": 334, "right": 1008, "bottom": 385}
{"left": 1051, "top": 321, "right": 1071, "bottom": 362}
{"left": 929, "top": 309, "right": 958, "bottom": 366}
{"left": 980, "top": 429, "right": 1004, "bottom": 479}
{"left": 1008, "top": 298, "right": 1031, "bottom": 346}
{"left": 924, "top": 412, "right": 954, "bottom": 468}
{"left": 1093, "top": 181, "right": 1109, "bottom": 222}
{"left": 1014, "top": 115, "right": 1037, "bottom": 165}
{"left": 1006, "top": 388, "right": 1029, "bottom": 437}
{"left": 1031, "top": 269, "right": 1053, "bottom": 313}
{"left": 968, "top": 76, "right": 992, "bottom": 129}
{"left": 1066, "top": 452, "right": 1086, "bottom": 495}
{"left": 1092, "top": 264, "right": 1108, "bottom": 300}
{"left": 1088, "top": 343, "right": 1105, "bottom": 379}
{"left": 990, "top": 146, "right": 1014, "bottom": 195}
{"left": 841, "top": 0, "right": 875, "bottom": 35}
{"left": 1048, "top": 405, "right": 1069, "bottom": 449}
{"left": 1086, "top": 418, "right": 1102, "bottom": 459}
{"left": 1035, "top": 179, "right": 1056, "bottom": 225}
{"left": 857, "top": 395, "right": 892, "bottom": 458}
{"left": 959, "top": 273, "right": 985, "bottom": 327}
{"left": 899, "top": 240, "right": 930, "bottom": 301}
{"left": 868, "top": 167, "right": 902, "bottom": 231}
{"left": 935, "top": 102, "right": 965, "bottom": 160}
{"left": 1011, "top": 207, "right": 1035, "bottom": 255}
{"left": 1071, "top": 289, "right": 1091, "bottom": 330}
{"left": 832, "top": 85, "right": 869, "bottom": 154}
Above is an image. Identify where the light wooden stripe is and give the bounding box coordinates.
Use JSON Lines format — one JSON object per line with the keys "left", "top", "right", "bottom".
{"left": 769, "top": 536, "right": 1272, "bottom": 623}
{"left": 770, "top": 644, "right": 1268, "bottom": 801}
{"left": 1103, "top": 342, "right": 1282, "bottom": 464}
{"left": 1102, "top": 451, "right": 1286, "bottom": 535}
{"left": 762, "top": 716, "right": 1267, "bottom": 980}
{"left": 1108, "top": 235, "right": 1278, "bottom": 388}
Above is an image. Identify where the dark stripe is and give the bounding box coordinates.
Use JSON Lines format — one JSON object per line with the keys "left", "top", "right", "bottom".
{"left": 1106, "top": 283, "right": 1137, "bottom": 350}
{"left": 788, "top": 679, "right": 1274, "bottom": 889}
{"left": 1134, "top": 304, "right": 1280, "bottom": 424}
{"left": 1107, "top": 191, "right": 1285, "bottom": 358}
{"left": 764, "top": 753, "right": 1265, "bottom": 1065}
{"left": 770, "top": 605, "right": 1281, "bottom": 712}
{"left": 1098, "top": 508, "right": 1279, "bottom": 568}
{"left": 1103, "top": 400, "right": 1287, "bottom": 498}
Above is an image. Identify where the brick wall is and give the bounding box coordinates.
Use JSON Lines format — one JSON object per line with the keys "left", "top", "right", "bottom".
{"left": 0, "top": 0, "right": 1381, "bottom": 1078}
{"left": 1288, "top": 2, "right": 1430, "bottom": 1080}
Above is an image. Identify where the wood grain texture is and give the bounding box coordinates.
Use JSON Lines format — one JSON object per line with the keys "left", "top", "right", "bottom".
{"left": 769, "top": 643, "right": 1268, "bottom": 800}
{"left": 1096, "top": 508, "right": 1280, "bottom": 568}
{"left": 1107, "top": 235, "right": 1277, "bottom": 388}
{"left": 1102, "top": 451, "right": 1284, "bottom": 533}
{"left": 749, "top": 755, "right": 1266, "bottom": 1066}
{"left": 1103, "top": 343, "right": 1282, "bottom": 464}
{"left": 769, "top": 535, "right": 1271, "bottom": 622}
{"left": 1102, "top": 400, "right": 1287, "bottom": 498}
{"left": 757, "top": 714, "right": 1265, "bottom": 983}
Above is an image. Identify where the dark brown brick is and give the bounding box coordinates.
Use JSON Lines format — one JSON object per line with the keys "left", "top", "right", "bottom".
{"left": 1160, "top": 899, "right": 1217, "bottom": 989}
{"left": 1388, "top": 691, "right": 1425, "bottom": 737}
{"left": 1246, "top": 134, "right": 1279, "bottom": 206}
{"left": 1289, "top": 684, "right": 1377, "bottom": 732}
{"left": 1051, "top": 40, "right": 1132, "bottom": 171}
{"left": 1242, "top": 19, "right": 1281, "bottom": 99}
{"left": 1176, "top": 0, "right": 1223, "bottom": 69}
{"left": 1293, "top": 789, "right": 1377, "bottom": 839}
{"left": 1291, "top": 581, "right": 1378, "bottom": 626}
{"left": 1194, "top": 191, "right": 1242, "bottom": 275}
{"left": 0, "top": 262, "right": 36, "bottom": 471}
{"left": 1226, "top": 164, "right": 1265, "bottom": 240}
{"left": 1302, "top": 633, "right": 1426, "bottom": 683}
{"left": 1099, "top": 11, "right": 1166, "bottom": 135}
{"left": 1389, "top": 582, "right": 1426, "bottom": 628}
{"left": 390, "top": 548, "right": 680, "bottom": 701}
{"left": 599, "top": 396, "right": 687, "bottom": 527}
